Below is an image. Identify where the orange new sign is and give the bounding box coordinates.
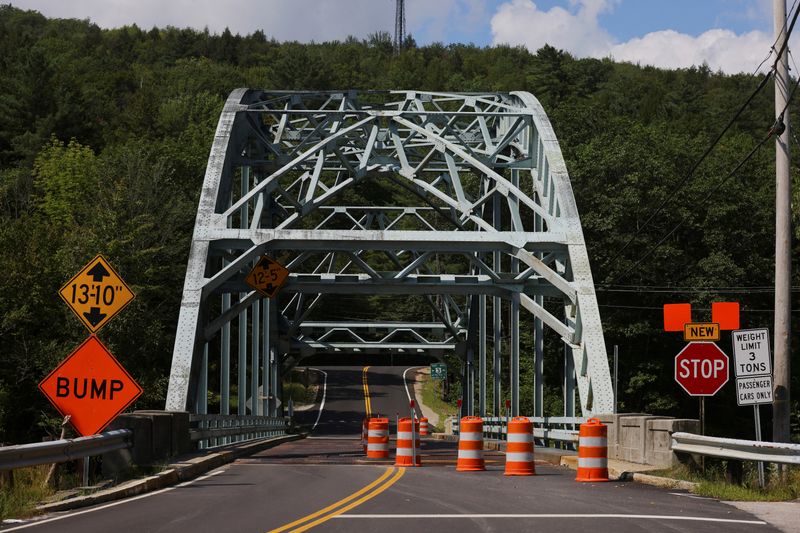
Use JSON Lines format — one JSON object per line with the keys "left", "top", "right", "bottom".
{"left": 59, "top": 255, "right": 135, "bottom": 333}
{"left": 683, "top": 323, "right": 720, "bottom": 342}
{"left": 245, "top": 256, "right": 289, "bottom": 298}
{"left": 39, "top": 336, "right": 142, "bottom": 436}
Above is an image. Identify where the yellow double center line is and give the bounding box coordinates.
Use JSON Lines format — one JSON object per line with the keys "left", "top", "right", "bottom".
{"left": 267, "top": 466, "right": 404, "bottom": 532}
{"left": 362, "top": 366, "right": 372, "bottom": 418}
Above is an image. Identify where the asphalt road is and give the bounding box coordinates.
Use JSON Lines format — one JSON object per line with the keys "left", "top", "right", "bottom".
{"left": 293, "top": 365, "right": 423, "bottom": 436}
{"left": 3, "top": 366, "right": 781, "bottom": 533}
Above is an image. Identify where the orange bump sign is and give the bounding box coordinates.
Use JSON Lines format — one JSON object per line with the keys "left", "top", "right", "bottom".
{"left": 683, "top": 323, "right": 720, "bottom": 342}
{"left": 59, "top": 255, "right": 135, "bottom": 333}
{"left": 245, "top": 256, "right": 289, "bottom": 298}
{"left": 39, "top": 336, "right": 142, "bottom": 436}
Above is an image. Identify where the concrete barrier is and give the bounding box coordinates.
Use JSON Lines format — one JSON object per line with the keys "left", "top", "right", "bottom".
{"left": 595, "top": 414, "right": 699, "bottom": 468}
{"left": 102, "top": 410, "right": 193, "bottom": 476}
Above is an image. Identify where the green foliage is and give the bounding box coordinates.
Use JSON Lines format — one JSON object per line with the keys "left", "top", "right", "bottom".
{"left": 0, "top": 4, "right": 797, "bottom": 445}
{"left": 0, "top": 466, "right": 54, "bottom": 521}
{"left": 653, "top": 462, "right": 800, "bottom": 502}
{"left": 34, "top": 138, "right": 99, "bottom": 225}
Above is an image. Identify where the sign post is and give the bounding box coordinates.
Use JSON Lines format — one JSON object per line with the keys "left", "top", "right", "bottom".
{"left": 410, "top": 399, "right": 416, "bottom": 466}
{"left": 46, "top": 256, "right": 141, "bottom": 446}
{"left": 674, "top": 341, "right": 730, "bottom": 471}
{"left": 505, "top": 398, "right": 511, "bottom": 438}
{"left": 456, "top": 398, "right": 462, "bottom": 434}
{"left": 732, "top": 328, "right": 772, "bottom": 488}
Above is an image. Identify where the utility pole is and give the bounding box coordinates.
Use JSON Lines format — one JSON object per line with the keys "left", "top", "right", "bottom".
{"left": 773, "top": 0, "right": 792, "bottom": 447}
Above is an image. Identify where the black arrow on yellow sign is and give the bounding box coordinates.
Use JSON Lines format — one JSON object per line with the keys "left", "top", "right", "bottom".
{"left": 86, "top": 262, "right": 110, "bottom": 283}
{"left": 83, "top": 307, "right": 107, "bottom": 327}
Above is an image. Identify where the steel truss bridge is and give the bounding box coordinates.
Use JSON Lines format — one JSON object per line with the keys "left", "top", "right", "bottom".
{"left": 165, "top": 90, "right": 612, "bottom": 419}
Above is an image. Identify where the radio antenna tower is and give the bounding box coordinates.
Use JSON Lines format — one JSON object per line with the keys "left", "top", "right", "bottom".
{"left": 394, "top": 0, "right": 406, "bottom": 54}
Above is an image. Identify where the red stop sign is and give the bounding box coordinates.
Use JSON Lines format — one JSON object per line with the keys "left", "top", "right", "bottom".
{"left": 674, "top": 342, "right": 729, "bottom": 396}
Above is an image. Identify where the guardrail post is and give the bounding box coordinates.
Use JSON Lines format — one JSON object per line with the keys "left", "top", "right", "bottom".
{"left": 1, "top": 469, "right": 13, "bottom": 490}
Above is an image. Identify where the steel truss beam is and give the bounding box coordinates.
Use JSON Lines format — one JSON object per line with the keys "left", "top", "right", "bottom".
{"left": 165, "top": 90, "right": 613, "bottom": 417}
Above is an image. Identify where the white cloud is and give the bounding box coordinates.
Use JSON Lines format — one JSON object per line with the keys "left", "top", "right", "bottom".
{"left": 491, "top": 0, "right": 785, "bottom": 74}
{"left": 491, "top": 0, "right": 615, "bottom": 57}
{"left": 8, "top": 0, "right": 488, "bottom": 45}
{"left": 8, "top": 0, "right": 393, "bottom": 41}
{"left": 609, "top": 29, "right": 772, "bottom": 74}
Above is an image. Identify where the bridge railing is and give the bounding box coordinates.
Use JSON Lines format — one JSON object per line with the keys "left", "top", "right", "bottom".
{"left": 0, "top": 415, "right": 292, "bottom": 473}
{"left": 0, "top": 429, "right": 132, "bottom": 471}
{"left": 190, "top": 414, "right": 290, "bottom": 449}
{"left": 672, "top": 432, "right": 800, "bottom": 465}
{"left": 451, "top": 416, "right": 584, "bottom": 449}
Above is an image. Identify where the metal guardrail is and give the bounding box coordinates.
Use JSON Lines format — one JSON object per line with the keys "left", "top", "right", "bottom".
{"left": 671, "top": 432, "right": 800, "bottom": 465}
{"left": 189, "top": 414, "right": 289, "bottom": 447}
{"left": 450, "top": 416, "right": 584, "bottom": 448}
{"left": 0, "top": 429, "right": 132, "bottom": 471}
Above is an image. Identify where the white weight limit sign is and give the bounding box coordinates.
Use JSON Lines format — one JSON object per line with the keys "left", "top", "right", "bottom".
{"left": 731, "top": 328, "right": 771, "bottom": 378}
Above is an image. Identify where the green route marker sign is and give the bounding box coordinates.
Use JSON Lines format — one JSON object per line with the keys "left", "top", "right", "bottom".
{"left": 430, "top": 363, "right": 447, "bottom": 381}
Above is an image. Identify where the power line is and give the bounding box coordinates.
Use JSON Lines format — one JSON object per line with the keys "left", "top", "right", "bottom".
{"left": 601, "top": 284, "right": 798, "bottom": 289}
{"left": 598, "top": 304, "right": 800, "bottom": 313}
{"left": 601, "top": 0, "right": 800, "bottom": 280}
{"left": 608, "top": 54, "right": 800, "bottom": 287}
{"left": 749, "top": 0, "right": 799, "bottom": 75}
{"left": 599, "top": 71, "right": 773, "bottom": 277}
{"left": 772, "top": 0, "right": 800, "bottom": 73}
{"left": 597, "top": 287, "right": 800, "bottom": 294}
{"left": 604, "top": 129, "right": 775, "bottom": 286}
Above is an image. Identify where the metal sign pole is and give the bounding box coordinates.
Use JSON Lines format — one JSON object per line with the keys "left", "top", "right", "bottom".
{"left": 700, "top": 397, "right": 705, "bottom": 473}
{"left": 410, "top": 400, "right": 416, "bottom": 466}
{"left": 613, "top": 345, "right": 619, "bottom": 414}
{"left": 754, "top": 405, "right": 765, "bottom": 488}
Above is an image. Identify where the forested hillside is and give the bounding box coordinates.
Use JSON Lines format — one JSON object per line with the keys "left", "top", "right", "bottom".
{"left": 0, "top": 5, "right": 797, "bottom": 443}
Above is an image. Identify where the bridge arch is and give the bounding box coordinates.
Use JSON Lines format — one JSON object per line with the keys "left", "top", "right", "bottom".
{"left": 165, "top": 89, "right": 612, "bottom": 417}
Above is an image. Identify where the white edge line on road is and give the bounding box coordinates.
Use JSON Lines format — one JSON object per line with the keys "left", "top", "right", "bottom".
{"left": 333, "top": 514, "right": 767, "bottom": 525}
{"left": 668, "top": 492, "right": 715, "bottom": 500}
{"left": 1, "top": 469, "right": 227, "bottom": 532}
{"left": 308, "top": 367, "right": 327, "bottom": 431}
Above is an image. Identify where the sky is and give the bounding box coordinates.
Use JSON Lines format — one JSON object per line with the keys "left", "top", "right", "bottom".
{"left": 7, "top": 0, "right": 794, "bottom": 74}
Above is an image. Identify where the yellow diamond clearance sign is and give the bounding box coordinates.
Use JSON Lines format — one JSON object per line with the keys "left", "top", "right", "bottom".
{"left": 59, "top": 255, "right": 135, "bottom": 332}
{"left": 245, "top": 256, "right": 289, "bottom": 298}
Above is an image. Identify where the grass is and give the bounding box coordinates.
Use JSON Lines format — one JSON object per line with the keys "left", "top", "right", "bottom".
{"left": 419, "top": 373, "right": 458, "bottom": 432}
{"left": 648, "top": 462, "right": 800, "bottom": 501}
{"left": 283, "top": 369, "right": 319, "bottom": 406}
{"left": 0, "top": 466, "right": 54, "bottom": 521}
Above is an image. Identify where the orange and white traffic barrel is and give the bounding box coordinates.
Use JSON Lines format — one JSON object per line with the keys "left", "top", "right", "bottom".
{"left": 456, "top": 416, "right": 485, "bottom": 472}
{"left": 576, "top": 418, "right": 608, "bottom": 482}
{"left": 504, "top": 416, "right": 535, "bottom": 476}
{"left": 361, "top": 418, "right": 368, "bottom": 453}
{"left": 394, "top": 417, "right": 421, "bottom": 467}
{"left": 367, "top": 417, "right": 389, "bottom": 459}
{"left": 419, "top": 417, "right": 429, "bottom": 436}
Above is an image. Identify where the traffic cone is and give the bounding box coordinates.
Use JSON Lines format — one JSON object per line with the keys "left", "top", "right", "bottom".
{"left": 576, "top": 418, "right": 608, "bottom": 482}
{"left": 419, "top": 417, "right": 429, "bottom": 436}
{"left": 367, "top": 418, "right": 389, "bottom": 459}
{"left": 504, "top": 417, "right": 535, "bottom": 476}
{"left": 456, "top": 416, "right": 485, "bottom": 472}
{"left": 394, "top": 417, "right": 421, "bottom": 467}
